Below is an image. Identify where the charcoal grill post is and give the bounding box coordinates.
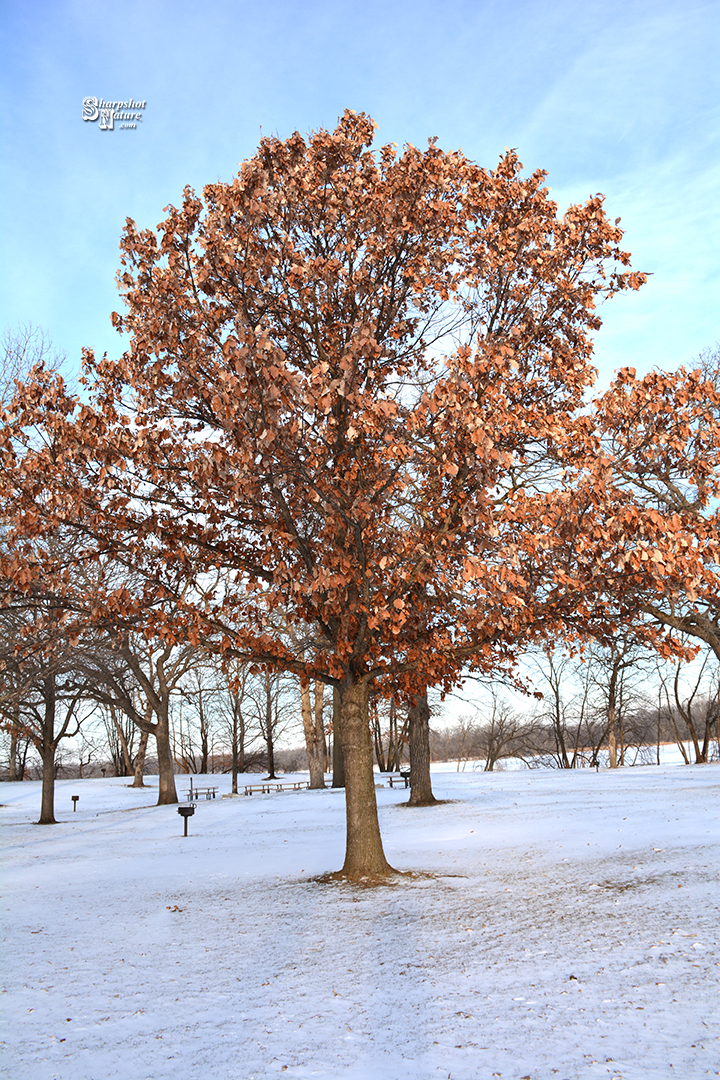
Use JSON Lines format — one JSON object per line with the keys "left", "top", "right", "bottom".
{"left": 71, "top": 795, "right": 79, "bottom": 812}
{"left": 177, "top": 804, "right": 195, "bottom": 836}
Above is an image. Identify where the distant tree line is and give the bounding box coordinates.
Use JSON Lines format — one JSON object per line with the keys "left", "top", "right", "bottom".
{"left": 431, "top": 645, "right": 719, "bottom": 770}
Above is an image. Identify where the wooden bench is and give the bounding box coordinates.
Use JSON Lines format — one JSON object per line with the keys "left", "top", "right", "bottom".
{"left": 243, "top": 781, "right": 310, "bottom": 796}
{"left": 183, "top": 786, "right": 218, "bottom": 801}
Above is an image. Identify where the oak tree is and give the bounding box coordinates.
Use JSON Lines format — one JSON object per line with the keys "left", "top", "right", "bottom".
{"left": 0, "top": 112, "right": 647, "bottom": 877}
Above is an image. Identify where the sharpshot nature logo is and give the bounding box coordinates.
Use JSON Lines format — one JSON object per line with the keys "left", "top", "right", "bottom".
{"left": 82, "top": 97, "right": 146, "bottom": 131}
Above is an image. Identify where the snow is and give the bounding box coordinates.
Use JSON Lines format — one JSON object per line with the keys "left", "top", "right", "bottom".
{"left": 1, "top": 764, "right": 718, "bottom": 1080}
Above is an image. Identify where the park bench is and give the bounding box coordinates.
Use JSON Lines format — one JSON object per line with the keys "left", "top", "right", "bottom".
{"left": 183, "top": 786, "right": 218, "bottom": 801}
{"left": 385, "top": 769, "right": 411, "bottom": 789}
{"left": 243, "top": 781, "right": 311, "bottom": 796}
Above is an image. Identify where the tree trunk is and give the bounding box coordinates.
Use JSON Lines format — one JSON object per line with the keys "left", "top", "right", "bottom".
{"left": 230, "top": 695, "right": 244, "bottom": 793}
{"left": 154, "top": 719, "right": 178, "bottom": 805}
{"left": 110, "top": 705, "right": 134, "bottom": 777}
{"left": 407, "top": 692, "right": 437, "bottom": 807}
{"left": 314, "top": 681, "right": 327, "bottom": 780}
{"left": 17, "top": 738, "right": 28, "bottom": 781}
{"left": 555, "top": 719, "right": 570, "bottom": 768}
{"left": 198, "top": 688, "right": 209, "bottom": 774}
{"left": 607, "top": 705, "right": 618, "bottom": 768}
{"left": 131, "top": 728, "right": 149, "bottom": 787}
{"left": 38, "top": 741, "right": 57, "bottom": 824}
{"left": 607, "top": 660, "right": 620, "bottom": 768}
{"left": 300, "top": 680, "right": 325, "bottom": 788}
{"left": 332, "top": 685, "right": 345, "bottom": 788}
{"left": 265, "top": 730, "right": 276, "bottom": 778}
{"left": 372, "top": 708, "right": 386, "bottom": 772}
{"left": 669, "top": 708, "right": 690, "bottom": 764}
{"left": 699, "top": 699, "right": 717, "bottom": 763}
{"left": 264, "top": 677, "right": 277, "bottom": 779}
{"left": 387, "top": 698, "right": 402, "bottom": 771}
{"left": 8, "top": 727, "right": 18, "bottom": 781}
{"left": 231, "top": 732, "right": 239, "bottom": 794}
{"left": 338, "top": 678, "right": 394, "bottom": 879}
{"left": 38, "top": 674, "right": 57, "bottom": 824}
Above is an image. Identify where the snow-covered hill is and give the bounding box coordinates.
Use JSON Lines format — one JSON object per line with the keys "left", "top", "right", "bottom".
{"left": 1, "top": 765, "right": 717, "bottom": 1079}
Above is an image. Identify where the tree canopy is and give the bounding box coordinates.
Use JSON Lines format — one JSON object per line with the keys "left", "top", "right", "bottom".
{"left": 6, "top": 111, "right": 715, "bottom": 879}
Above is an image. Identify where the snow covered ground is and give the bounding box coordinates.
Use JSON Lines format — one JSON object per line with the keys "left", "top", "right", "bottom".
{"left": 1, "top": 764, "right": 718, "bottom": 1080}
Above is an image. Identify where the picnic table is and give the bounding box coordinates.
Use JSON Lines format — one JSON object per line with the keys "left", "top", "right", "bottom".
{"left": 384, "top": 769, "right": 411, "bottom": 789}
{"left": 183, "top": 785, "right": 218, "bottom": 801}
{"left": 243, "top": 781, "right": 311, "bottom": 796}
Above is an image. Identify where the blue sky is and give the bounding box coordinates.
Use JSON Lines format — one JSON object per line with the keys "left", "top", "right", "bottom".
{"left": 1, "top": 0, "right": 718, "bottom": 390}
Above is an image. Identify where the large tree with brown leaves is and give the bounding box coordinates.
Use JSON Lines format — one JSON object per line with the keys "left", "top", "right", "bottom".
{"left": 0, "top": 111, "right": 648, "bottom": 878}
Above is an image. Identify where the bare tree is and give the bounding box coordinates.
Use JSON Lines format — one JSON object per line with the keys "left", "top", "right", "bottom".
{"left": 477, "top": 692, "right": 529, "bottom": 771}
{"left": 244, "top": 669, "right": 296, "bottom": 780}
{"left": 1, "top": 726, "right": 31, "bottom": 780}
{"left": 74, "top": 632, "right": 202, "bottom": 804}
{"left": 371, "top": 692, "right": 406, "bottom": 773}
{"left": 658, "top": 651, "right": 720, "bottom": 764}
{"left": 99, "top": 701, "right": 145, "bottom": 778}
{"left": 174, "top": 660, "right": 220, "bottom": 775}
{"left": 585, "top": 638, "right": 653, "bottom": 767}
{"left": 0, "top": 639, "right": 89, "bottom": 822}
{"left": 215, "top": 661, "right": 266, "bottom": 789}
{"left": 526, "top": 652, "right": 589, "bottom": 768}
{"left": 1, "top": 324, "right": 68, "bottom": 408}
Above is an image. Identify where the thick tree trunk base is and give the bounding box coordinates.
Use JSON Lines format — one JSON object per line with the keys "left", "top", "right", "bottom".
{"left": 406, "top": 792, "right": 439, "bottom": 807}
{"left": 337, "top": 679, "right": 394, "bottom": 880}
{"left": 314, "top": 867, "right": 409, "bottom": 886}
{"left": 156, "top": 790, "right": 178, "bottom": 805}
{"left": 338, "top": 854, "right": 396, "bottom": 880}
